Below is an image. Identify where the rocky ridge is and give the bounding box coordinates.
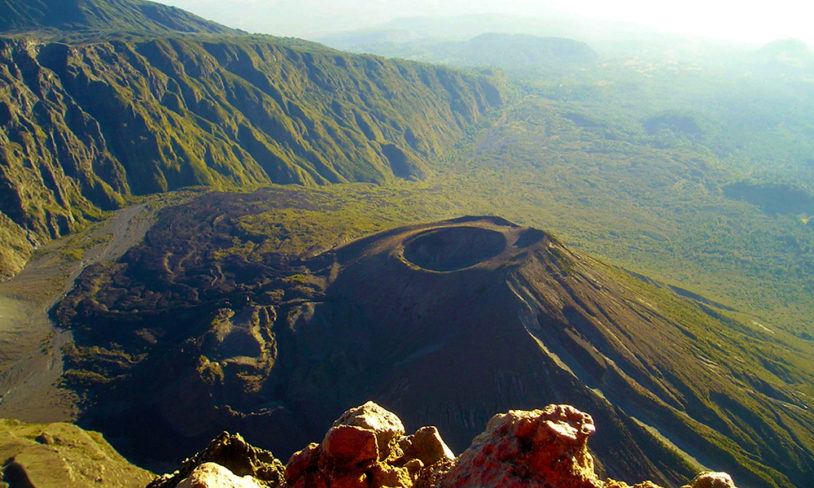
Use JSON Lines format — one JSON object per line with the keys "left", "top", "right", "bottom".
{"left": 0, "top": 0, "right": 239, "bottom": 38}
{"left": 150, "top": 401, "right": 737, "bottom": 488}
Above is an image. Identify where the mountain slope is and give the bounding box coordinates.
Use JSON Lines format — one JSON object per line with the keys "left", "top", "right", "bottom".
{"left": 322, "top": 31, "right": 599, "bottom": 75}
{"left": 0, "top": 0, "right": 238, "bottom": 38}
{"left": 0, "top": 417, "right": 153, "bottom": 487}
{"left": 0, "top": 4, "right": 502, "bottom": 278}
{"left": 51, "top": 194, "right": 814, "bottom": 488}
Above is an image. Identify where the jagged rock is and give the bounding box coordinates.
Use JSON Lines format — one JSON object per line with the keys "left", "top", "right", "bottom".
{"left": 689, "top": 472, "right": 737, "bottom": 488}
{"left": 146, "top": 403, "right": 737, "bottom": 488}
{"left": 175, "top": 462, "right": 266, "bottom": 488}
{"left": 605, "top": 481, "right": 666, "bottom": 488}
{"left": 331, "top": 401, "right": 406, "bottom": 459}
{"left": 438, "top": 404, "right": 602, "bottom": 488}
{"left": 284, "top": 443, "right": 322, "bottom": 485}
{"left": 147, "top": 432, "right": 284, "bottom": 488}
{"left": 284, "top": 402, "right": 452, "bottom": 488}
{"left": 321, "top": 425, "right": 379, "bottom": 467}
{"left": 413, "top": 459, "right": 455, "bottom": 488}
{"left": 402, "top": 426, "right": 456, "bottom": 466}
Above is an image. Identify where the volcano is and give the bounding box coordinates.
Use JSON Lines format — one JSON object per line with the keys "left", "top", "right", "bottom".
{"left": 54, "top": 210, "right": 813, "bottom": 488}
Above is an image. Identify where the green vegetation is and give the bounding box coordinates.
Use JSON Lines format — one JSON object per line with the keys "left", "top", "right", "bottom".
{"left": 0, "top": 418, "right": 153, "bottom": 487}
{"left": 8, "top": 1, "right": 810, "bottom": 341}
{"left": 60, "top": 232, "right": 113, "bottom": 262}
{"left": 427, "top": 94, "right": 814, "bottom": 338}
{"left": 0, "top": 27, "right": 500, "bottom": 277}
{"left": 0, "top": 0, "right": 503, "bottom": 279}
{"left": 3, "top": 2, "right": 814, "bottom": 485}
{"left": 0, "top": 0, "right": 238, "bottom": 40}
{"left": 311, "top": 33, "right": 814, "bottom": 337}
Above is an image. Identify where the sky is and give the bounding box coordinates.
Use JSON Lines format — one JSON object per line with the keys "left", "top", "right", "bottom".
{"left": 154, "top": 0, "right": 814, "bottom": 46}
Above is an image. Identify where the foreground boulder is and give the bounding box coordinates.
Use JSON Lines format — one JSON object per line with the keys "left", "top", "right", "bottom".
{"left": 149, "top": 402, "right": 738, "bottom": 488}
{"left": 147, "top": 432, "right": 285, "bottom": 488}
{"left": 683, "top": 472, "right": 737, "bottom": 488}
{"left": 174, "top": 462, "right": 267, "bottom": 488}
{"left": 284, "top": 401, "right": 455, "bottom": 488}
{"left": 437, "top": 404, "right": 601, "bottom": 488}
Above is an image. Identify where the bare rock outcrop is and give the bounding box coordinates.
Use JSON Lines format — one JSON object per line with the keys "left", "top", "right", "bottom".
{"left": 683, "top": 472, "right": 737, "bottom": 488}
{"left": 175, "top": 462, "right": 267, "bottom": 488}
{"left": 438, "top": 404, "right": 601, "bottom": 488}
{"left": 147, "top": 432, "right": 285, "bottom": 488}
{"left": 148, "top": 402, "right": 738, "bottom": 488}
{"left": 284, "top": 401, "right": 455, "bottom": 488}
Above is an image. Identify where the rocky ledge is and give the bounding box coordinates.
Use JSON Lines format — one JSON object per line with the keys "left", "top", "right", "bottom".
{"left": 149, "top": 402, "right": 738, "bottom": 488}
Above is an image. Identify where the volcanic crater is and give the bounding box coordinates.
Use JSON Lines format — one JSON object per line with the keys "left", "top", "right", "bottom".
{"left": 401, "top": 226, "right": 508, "bottom": 272}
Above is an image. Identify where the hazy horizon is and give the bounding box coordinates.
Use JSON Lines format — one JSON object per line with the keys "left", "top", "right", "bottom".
{"left": 153, "top": 0, "right": 814, "bottom": 46}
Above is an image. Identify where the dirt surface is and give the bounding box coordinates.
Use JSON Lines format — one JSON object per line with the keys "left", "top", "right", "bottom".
{"left": 0, "top": 418, "right": 154, "bottom": 487}
{"left": 402, "top": 226, "right": 507, "bottom": 272}
{"left": 0, "top": 201, "right": 160, "bottom": 422}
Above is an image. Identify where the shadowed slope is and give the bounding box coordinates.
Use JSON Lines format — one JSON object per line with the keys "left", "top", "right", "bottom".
{"left": 50, "top": 202, "right": 814, "bottom": 488}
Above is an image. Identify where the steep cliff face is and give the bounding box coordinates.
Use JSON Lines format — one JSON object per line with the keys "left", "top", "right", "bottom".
{"left": 52, "top": 204, "right": 814, "bottom": 488}
{"left": 0, "top": 28, "right": 502, "bottom": 277}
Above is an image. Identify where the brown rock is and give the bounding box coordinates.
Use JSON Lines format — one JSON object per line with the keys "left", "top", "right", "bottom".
{"left": 321, "top": 425, "right": 379, "bottom": 468}
{"left": 147, "top": 432, "right": 284, "bottom": 488}
{"left": 285, "top": 443, "right": 321, "bottom": 482}
{"left": 0, "top": 419, "right": 153, "bottom": 488}
{"left": 413, "top": 459, "right": 455, "bottom": 488}
{"left": 285, "top": 402, "right": 417, "bottom": 488}
{"left": 332, "top": 401, "right": 405, "bottom": 460}
{"left": 34, "top": 432, "right": 55, "bottom": 445}
{"left": 438, "top": 404, "right": 602, "bottom": 488}
{"left": 407, "top": 426, "right": 455, "bottom": 466}
{"left": 323, "top": 472, "right": 369, "bottom": 488}
{"left": 175, "top": 462, "right": 266, "bottom": 488}
{"left": 404, "top": 458, "right": 424, "bottom": 475}
{"left": 691, "top": 472, "right": 737, "bottom": 488}
{"left": 149, "top": 403, "right": 722, "bottom": 488}
{"left": 604, "top": 480, "right": 666, "bottom": 488}
{"left": 370, "top": 463, "right": 414, "bottom": 487}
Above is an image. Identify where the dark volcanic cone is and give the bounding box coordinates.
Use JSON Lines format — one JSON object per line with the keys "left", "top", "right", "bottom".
{"left": 290, "top": 217, "right": 693, "bottom": 483}
{"left": 55, "top": 215, "right": 814, "bottom": 488}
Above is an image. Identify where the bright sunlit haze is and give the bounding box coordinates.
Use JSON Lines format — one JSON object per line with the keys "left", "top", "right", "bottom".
{"left": 154, "top": 0, "right": 814, "bottom": 46}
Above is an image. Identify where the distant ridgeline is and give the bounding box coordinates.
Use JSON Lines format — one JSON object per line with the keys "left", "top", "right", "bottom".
{"left": 0, "top": 0, "right": 503, "bottom": 278}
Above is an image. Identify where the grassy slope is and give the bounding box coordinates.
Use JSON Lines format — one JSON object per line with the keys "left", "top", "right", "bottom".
{"left": 0, "top": 418, "right": 153, "bottom": 487}
{"left": 0, "top": 31, "right": 501, "bottom": 278}
{"left": 0, "top": 0, "right": 238, "bottom": 38}
{"left": 433, "top": 95, "right": 814, "bottom": 338}
{"left": 316, "top": 22, "right": 814, "bottom": 339}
